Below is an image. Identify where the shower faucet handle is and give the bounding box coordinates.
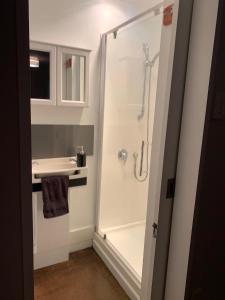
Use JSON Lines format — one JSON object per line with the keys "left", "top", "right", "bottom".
{"left": 118, "top": 149, "right": 128, "bottom": 162}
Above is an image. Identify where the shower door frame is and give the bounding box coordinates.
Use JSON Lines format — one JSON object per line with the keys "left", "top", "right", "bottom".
{"left": 95, "top": 0, "right": 194, "bottom": 299}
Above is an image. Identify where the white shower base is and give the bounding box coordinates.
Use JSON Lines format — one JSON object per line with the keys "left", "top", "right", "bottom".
{"left": 93, "top": 222, "right": 146, "bottom": 300}
{"left": 102, "top": 222, "right": 145, "bottom": 278}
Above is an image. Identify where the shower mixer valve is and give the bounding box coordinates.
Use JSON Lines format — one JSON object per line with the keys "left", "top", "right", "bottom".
{"left": 118, "top": 149, "right": 128, "bottom": 162}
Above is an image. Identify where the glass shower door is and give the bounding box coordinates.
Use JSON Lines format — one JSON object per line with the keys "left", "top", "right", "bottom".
{"left": 98, "top": 12, "right": 163, "bottom": 280}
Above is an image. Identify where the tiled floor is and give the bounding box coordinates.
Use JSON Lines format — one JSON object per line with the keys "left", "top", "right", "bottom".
{"left": 34, "top": 248, "right": 130, "bottom": 300}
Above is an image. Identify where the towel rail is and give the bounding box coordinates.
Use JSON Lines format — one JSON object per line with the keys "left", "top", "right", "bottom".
{"left": 32, "top": 177, "right": 87, "bottom": 192}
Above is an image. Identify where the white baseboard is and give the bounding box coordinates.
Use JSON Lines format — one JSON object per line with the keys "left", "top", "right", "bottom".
{"left": 69, "top": 225, "right": 94, "bottom": 253}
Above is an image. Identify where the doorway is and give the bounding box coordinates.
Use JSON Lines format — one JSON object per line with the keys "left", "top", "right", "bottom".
{"left": 1, "top": 0, "right": 194, "bottom": 299}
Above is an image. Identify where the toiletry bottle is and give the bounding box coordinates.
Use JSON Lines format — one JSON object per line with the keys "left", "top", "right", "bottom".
{"left": 76, "top": 146, "right": 86, "bottom": 167}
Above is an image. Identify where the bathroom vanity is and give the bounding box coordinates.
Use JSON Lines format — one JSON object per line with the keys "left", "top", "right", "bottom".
{"left": 32, "top": 157, "right": 88, "bottom": 269}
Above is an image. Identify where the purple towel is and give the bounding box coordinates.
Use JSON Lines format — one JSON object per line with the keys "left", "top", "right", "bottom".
{"left": 41, "top": 176, "right": 69, "bottom": 219}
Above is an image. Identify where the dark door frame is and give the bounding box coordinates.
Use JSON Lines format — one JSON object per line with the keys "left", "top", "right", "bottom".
{"left": 1, "top": 0, "right": 33, "bottom": 299}
{"left": 185, "top": 0, "right": 225, "bottom": 299}
{"left": 151, "top": 0, "right": 194, "bottom": 299}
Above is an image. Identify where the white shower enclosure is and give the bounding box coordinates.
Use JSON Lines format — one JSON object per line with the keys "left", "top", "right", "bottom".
{"left": 94, "top": 2, "right": 180, "bottom": 300}
{"left": 98, "top": 11, "right": 162, "bottom": 276}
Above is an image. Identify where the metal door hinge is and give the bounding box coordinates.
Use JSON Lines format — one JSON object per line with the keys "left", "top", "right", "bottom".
{"left": 152, "top": 223, "right": 158, "bottom": 238}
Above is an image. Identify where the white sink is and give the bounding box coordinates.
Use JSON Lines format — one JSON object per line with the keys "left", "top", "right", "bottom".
{"left": 33, "top": 164, "right": 76, "bottom": 178}
{"left": 32, "top": 159, "right": 77, "bottom": 178}
{"left": 32, "top": 157, "right": 88, "bottom": 184}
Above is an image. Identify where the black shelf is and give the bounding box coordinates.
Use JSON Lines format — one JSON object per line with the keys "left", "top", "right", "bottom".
{"left": 32, "top": 177, "right": 87, "bottom": 192}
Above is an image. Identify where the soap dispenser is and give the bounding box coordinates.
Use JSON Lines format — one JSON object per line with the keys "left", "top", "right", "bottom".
{"left": 76, "top": 146, "right": 86, "bottom": 167}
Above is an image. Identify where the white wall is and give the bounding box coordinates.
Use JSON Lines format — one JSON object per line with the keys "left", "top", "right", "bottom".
{"left": 165, "top": 0, "right": 219, "bottom": 299}
{"left": 29, "top": 0, "right": 160, "bottom": 249}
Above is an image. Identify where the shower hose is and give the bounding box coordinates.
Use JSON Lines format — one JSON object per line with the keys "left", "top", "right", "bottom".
{"left": 133, "top": 61, "right": 152, "bottom": 182}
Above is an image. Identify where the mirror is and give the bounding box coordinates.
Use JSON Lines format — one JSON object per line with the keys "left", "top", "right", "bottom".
{"left": 62, "top": 54, "right": 85, "bottom": 102}
{"left": 30, "top": 42, "right": 90, "bottom": 107}
{"left": 30, "top": 42, "right": 56, "bottom": 105}
{"left": 58, "top": 47, "right": 90, "bottom": 106}
{"left": 30, "top": 50, "right": 50, "bottom": 100}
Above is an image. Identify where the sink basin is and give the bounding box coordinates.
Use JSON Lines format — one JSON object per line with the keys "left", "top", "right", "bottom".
{"left": 32, "top": 161, "right": 77, "bottom": 178}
